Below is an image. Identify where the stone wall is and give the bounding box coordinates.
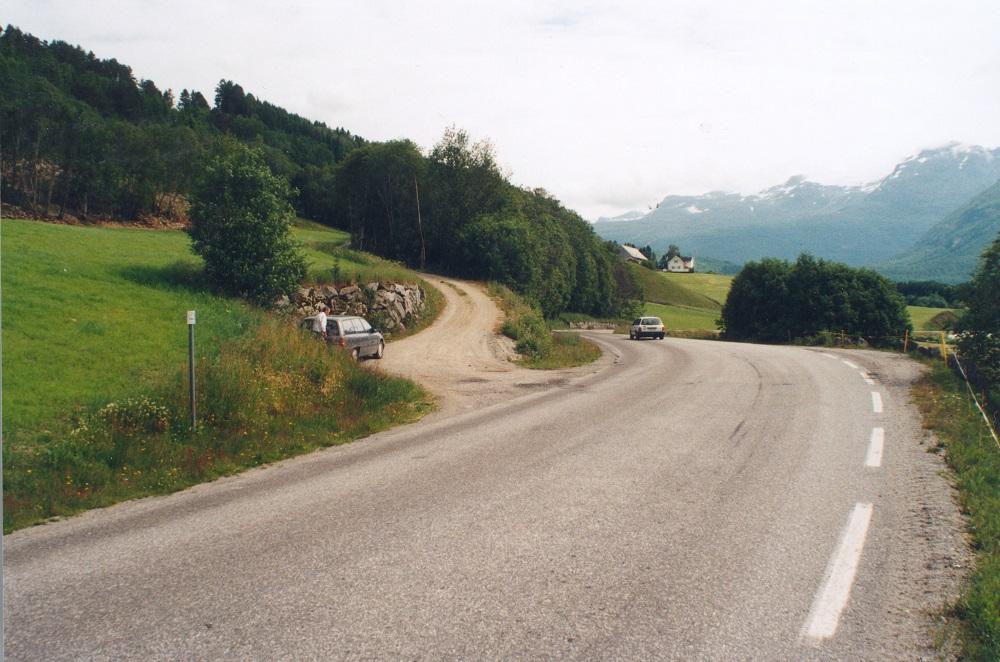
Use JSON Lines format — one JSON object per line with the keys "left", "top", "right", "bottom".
{"left": 278, "top": 281, "right": 426, "bottom": 333}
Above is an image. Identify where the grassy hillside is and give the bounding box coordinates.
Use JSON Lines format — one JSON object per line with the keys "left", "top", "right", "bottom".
{"left": 627, "top": 264, "right": 723, "bottom": 311}
{"left": 659, "top": 272, "right": 733, "bottom": 307}
{"left": 1, "top": 218, "right": 437, "bottom": 530}
{"left": 643, "top": 302, "right": 720, "bottom": 331}
{"left": 2, "top": 219, "right": 259, "bottom": 434}
{"left": 626, "top": 267, "right": 729, "bottom": 331}
{"left": 881, "top": 180, "right": 1000, "bottom": 284}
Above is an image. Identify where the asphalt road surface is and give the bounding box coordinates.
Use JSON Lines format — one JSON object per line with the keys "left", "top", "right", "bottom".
{"left": 4, "top": 332, "right": 969, "bottom": 660}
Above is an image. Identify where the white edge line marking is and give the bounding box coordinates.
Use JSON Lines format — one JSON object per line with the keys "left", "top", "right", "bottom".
{"left": 803, "top": 503, "right": 874, "bottom": 640}
{"left": 871, "top": 392, "right": 883, "bottom": 413}
{"left": 862, "top": 374, "right": 875, "bottom": 386}
{"left": 841, "top": 359, "right": 859, "bottom": 369}
{"left": 865, "top": 428, "right": 884, "bottom": 468}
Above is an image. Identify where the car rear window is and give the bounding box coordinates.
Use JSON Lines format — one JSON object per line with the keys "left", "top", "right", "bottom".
{"left": 642, "top": 318, "right": 662, "bottom": 325}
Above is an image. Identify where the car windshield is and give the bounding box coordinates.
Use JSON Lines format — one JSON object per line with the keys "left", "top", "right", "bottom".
{"left": 642, "top": 318, "right": 662, "bottom": 325}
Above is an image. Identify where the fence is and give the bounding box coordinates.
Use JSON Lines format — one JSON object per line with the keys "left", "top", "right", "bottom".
{"left": 947, "top": 352, "right": 1000, "bottom": 449}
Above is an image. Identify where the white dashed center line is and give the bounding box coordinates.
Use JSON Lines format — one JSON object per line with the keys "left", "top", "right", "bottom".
{"left": 871, "top": 392, "right": 883, "bottom": 414}
{"left": 841, "top": 359, "right": 859, "bottom": 369}
{"left": 861, "top": 374, "right": 875, "bottom": 386}
{"left": 803, "top": 503, "right": 874, "bottom": 640}
{"left": 865, "top": 428, "right": 884, "bottom": 467}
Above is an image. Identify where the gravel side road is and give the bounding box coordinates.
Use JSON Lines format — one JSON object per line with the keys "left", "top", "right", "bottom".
{"left": 378, "top": 276, "right": 613, "bottom": 414}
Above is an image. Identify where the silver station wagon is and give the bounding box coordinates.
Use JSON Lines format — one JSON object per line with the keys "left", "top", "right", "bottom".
{"left": 629, "top": 316, "right": 665, "bottom": 340}
{"left": 301, "top": 314, "right": 385, "bottom": 360}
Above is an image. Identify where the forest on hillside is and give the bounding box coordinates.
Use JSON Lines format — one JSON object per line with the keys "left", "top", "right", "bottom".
{"left": 0, "top": 25, "right": 640, "bottom": 318}
{"left": 0, "top": 25, "right": 360, "bottom": 224}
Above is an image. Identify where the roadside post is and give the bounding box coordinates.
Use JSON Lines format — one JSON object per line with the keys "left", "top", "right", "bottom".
{"left": 187, "top": 310, "right": 196, "bottom": 431}
{"left": 903, "top": 328, "right": 909, "bottom": 353}
{"left": 940, "top": 331, "right": 948, "bottom": 363}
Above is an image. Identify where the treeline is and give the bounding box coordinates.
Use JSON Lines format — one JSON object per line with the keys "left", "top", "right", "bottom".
{"left": 0, "top": 25, "right": 361, "bottom": 222}
{"left": 1, "top": 25, "right": 640, "bottom": 319}
{"left": 894, "top": 281, "right": 966, "bottom": 308}
{"left": 720, "top": 254, "right": 910, "bottom": 345}
{"left": 332, "top": 129, "right": 640, "bottom": 318}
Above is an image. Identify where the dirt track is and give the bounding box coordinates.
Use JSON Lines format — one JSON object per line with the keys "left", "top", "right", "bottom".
{"left": 378, "top": 277, "right": 611, "bottom": 414}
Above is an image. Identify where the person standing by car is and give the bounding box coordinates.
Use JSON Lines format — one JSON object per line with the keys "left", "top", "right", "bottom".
{"left": 312, "top": 306, "right": 329, "bottom": 341}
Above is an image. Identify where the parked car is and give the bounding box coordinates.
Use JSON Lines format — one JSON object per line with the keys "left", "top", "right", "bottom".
{"left": 301, "top": 314, "right": 385, "bottom": 360}
{"left": 629, "top": 316, "right": 665, "bottom": 340}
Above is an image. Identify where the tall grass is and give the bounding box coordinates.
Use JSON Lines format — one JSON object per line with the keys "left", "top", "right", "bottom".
{"left": 3, "top": 318, "right": 430, "bottom": 531}
{"left": 487, "top": 283, "right": 601, "bottom": 369}
{"left": 914, "top": 364, "right": 1000, "bottom": 660}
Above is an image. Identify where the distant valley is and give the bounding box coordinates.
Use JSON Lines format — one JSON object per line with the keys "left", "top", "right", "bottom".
{"left": 593, "top": 144, "right": 1000, "bottom": 282}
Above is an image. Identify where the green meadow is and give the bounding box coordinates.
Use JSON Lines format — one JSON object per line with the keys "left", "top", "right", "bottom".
{"left": 2, "top": 219, "right": 258, "bottom": 436}
{"left": 1, "top": 219, "right": 436, "bottom": 530}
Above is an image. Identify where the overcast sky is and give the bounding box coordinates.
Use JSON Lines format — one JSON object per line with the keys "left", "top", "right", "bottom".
{"left": 7, "top": 1, "right": 1000, "bottom": 219}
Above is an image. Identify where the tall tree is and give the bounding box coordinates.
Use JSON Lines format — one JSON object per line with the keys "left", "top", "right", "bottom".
{"left": 424, "top": 126, "right": 505, "bottom": 264}
{"left": 333, "top": 140, "right": 426, "bottom": 264}
{"left": 956, "top": 234, "right": 1000, "bottom": 383}
{"left": 187, "top": 142, "right": 306, "bottom": 304}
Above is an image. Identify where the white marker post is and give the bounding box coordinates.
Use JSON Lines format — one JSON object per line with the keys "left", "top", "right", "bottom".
{"left": 187, "top": 310, "right": 196, "bottom": 431}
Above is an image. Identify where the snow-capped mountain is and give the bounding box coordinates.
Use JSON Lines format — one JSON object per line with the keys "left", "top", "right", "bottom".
{"left": 593, "top": 143, "right": 1000, "bottom": 271}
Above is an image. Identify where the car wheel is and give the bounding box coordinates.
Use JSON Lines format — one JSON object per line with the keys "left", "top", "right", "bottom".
{"left": 351, "top": 348, "right": 360, "bottom": 361}
{"left": 374, "top": 341, "right": 385, "bottom": 359}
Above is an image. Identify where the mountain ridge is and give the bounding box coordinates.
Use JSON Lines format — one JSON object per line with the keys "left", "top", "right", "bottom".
{"left": 879, "top": 179, "right": 1000, "bottom": 283}
{"left": 593, "top": 143, "right": 1000, "bottom": 278}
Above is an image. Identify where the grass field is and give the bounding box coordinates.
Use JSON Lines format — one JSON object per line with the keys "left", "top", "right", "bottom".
{"left": 1, "top": 218, "right": 438, "bottom": 530}
{"left": 643, "top": 302, "right": 721, "bottom": 331}
{"left": 659, "top": 272, "right": 734, "bottom": 307}
{"left": 625, "top": 266, "right": 728, "bottom": 331}
{"left": 908, "top": 305, "right": 963, "bottom": 331}
{"left": 2, "top": 219, "right": 259, "bottom": 436}
{"left": 627, "top": 264, "right": 722, "bottom": 311}
{"left": 291, "top": 220, "right": 420, "bottom": 286}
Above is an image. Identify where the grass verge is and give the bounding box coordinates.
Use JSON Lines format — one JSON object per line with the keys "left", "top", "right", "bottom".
{"left": 3, "top": 318, "right": 432, "bottom": 532}
{"left": 913, "top": 363, "right": 1000, "bottom": 660}
{"left": 487, "top": 283, "right": 601, "bottom": 369}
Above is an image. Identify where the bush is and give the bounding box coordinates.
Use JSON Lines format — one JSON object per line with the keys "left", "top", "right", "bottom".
{"left": 188, "top": 142, "right": 307, "bottom": 305}
{"left": 720, "top": 254, "right": 910, "bottom": 345}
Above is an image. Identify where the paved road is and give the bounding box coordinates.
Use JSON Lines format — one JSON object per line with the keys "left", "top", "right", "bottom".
{"left": 4, "top": 335, "right": 968, "bottom": 660}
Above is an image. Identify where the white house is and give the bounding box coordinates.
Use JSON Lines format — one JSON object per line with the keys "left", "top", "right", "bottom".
{"left": 666, "top": 255, "right": 695, "bottom": 273}
{"left": 618, "top": 244, "right": 648, "bottom": 263}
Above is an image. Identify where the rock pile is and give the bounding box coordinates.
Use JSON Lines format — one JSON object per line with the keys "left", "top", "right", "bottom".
{"left": 567, "top": 321, "right": 618, "bottom": 330}
{"left": 278, "top": 281, "right": 427, "bottom": 332}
